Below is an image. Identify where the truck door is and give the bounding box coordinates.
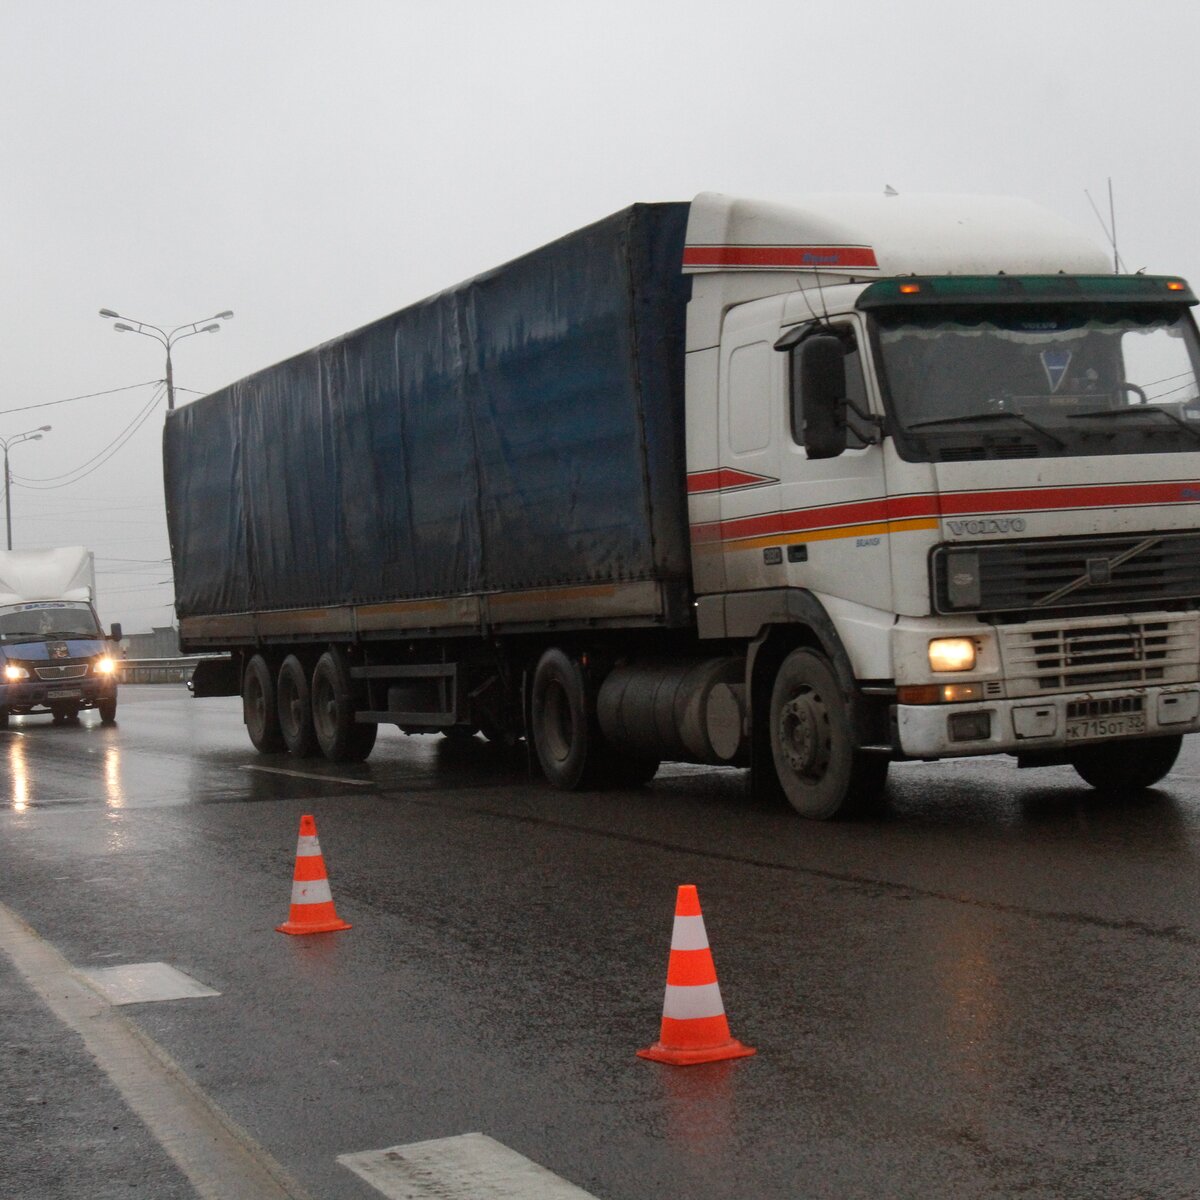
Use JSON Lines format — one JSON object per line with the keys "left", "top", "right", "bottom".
{"left": 777, "top": 318, "right": 892, "bottom": 611}
{"left": 717, "top": 312, "right": 891, "bottom": 611}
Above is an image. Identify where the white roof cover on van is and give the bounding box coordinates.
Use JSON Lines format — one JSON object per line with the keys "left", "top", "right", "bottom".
{"left": 684, "top": 192, "right": 1110, "bottom": 278}
{"left": 0, "top": 546, "right": 95, "bottom": 606}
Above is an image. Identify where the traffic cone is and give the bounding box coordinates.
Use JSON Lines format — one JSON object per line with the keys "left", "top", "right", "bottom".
{"left": 276, "top": 814, "right": 351, "bottom": 935}
{"left": 637, "top": 884, "right": 755, "bottom": 1066}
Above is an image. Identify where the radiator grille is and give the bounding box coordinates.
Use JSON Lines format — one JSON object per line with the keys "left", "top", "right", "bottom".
{"left": 1000, "top": 615, "right": 1199, "bottom": 697}
{"left": 933, "top": 531, "right": 1200, "bottom": 615}
{"left": 34, "top": 664, "right": 87, "bottom": 681}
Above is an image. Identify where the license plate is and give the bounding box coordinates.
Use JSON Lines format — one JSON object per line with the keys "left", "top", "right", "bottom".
{"left": 1065, "top": 713, "right": 1146, "bottom": 742}
{"left": 46, "top": 688, "right": 82, "bottom": 700}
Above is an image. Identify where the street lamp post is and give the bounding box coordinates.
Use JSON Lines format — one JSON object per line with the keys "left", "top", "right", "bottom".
{"left": 1, "top": 426, "right": 51, "bottom": 551}
{"left": 98, "top": 309, "right": 234, "bottom": 410}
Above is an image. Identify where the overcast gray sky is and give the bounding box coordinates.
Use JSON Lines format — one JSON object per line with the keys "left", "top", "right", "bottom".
{"left": 2, "top": 0, "right": 1197, "bottom": 632}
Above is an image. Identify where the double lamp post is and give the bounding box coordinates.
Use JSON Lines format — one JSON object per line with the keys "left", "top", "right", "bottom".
{"left": 1, "top": 426, "right": 51, "bottom": 551}
{"left": 98, "top": 308, "right": 234, "bottom": 411}
{"left": 1, "top": 309, "right": 234, "bottom": 550}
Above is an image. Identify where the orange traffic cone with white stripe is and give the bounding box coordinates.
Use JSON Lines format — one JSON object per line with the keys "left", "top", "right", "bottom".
{"left": 637, "top": 884, "right": 755, "bottom": 1066}
{"left": 276, "top": 814, "right": 351, "bottom": 935}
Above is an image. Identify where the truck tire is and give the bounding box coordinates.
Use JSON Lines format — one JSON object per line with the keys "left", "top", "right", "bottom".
{"left": 98, "top": 696, "right": 117, "bottom": 725}
{"left": 243, "top": 653, "right": 284, "bottom": 753}
{"left": 530, "top": 648, "right": 607, "bottom": 790}
{"left": 311, "top": 650, "right": 377, "bottom": 763}
{"left": 769, "top": 647, "right": 887, "bottom": 819}
{"left": 1069, "top": 735, "right": 1182, "bottom": 793}
{"left": 277, "top": 655, "right": 318, "bottom": 757}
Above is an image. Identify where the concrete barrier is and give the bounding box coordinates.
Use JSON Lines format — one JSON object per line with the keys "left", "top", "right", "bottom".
{"left": 116, "top": 657, "right": 222, "bottom": 685}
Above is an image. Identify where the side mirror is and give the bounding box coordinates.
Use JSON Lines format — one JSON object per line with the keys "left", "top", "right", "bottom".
{"left": 109, "top": 622, "right": 123, "bottom": 642}
{"left": 795, "top": 334, "right": 847, "bottom": 459}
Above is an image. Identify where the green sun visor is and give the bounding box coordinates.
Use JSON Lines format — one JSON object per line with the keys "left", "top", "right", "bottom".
{"left": 857, "top": 274, "right": 1197, "bottom": 309}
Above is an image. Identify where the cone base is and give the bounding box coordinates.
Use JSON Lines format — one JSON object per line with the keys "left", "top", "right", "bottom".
{"left": 276, "top": 918, "right": 352, "bottom": 936}
{"left": 637, "top": 1038, "right": 756, "bottom": 1066}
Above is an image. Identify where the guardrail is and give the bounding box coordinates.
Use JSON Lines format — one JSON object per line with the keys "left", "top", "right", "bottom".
{"left": 116, "top": 656, "right": 221, "bottom": 685}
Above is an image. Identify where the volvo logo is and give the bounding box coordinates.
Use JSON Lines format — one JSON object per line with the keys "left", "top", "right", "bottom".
{"left": 947, "top": 517, "right": 1027, "bottom": 536}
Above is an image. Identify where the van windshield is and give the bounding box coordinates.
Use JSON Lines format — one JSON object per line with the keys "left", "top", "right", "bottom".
{"left": 0, "top": 602, "right": 102, "bottom": 643}
{"left": 875, "top": 305, "right": 1200, "bottom": 462}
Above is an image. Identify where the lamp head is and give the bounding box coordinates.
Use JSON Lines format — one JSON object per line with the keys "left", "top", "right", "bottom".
{"left": 98, "top": 308, "right": 119, "bottom": 319}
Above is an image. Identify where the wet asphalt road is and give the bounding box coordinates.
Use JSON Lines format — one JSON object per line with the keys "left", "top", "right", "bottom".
{"left": 4, "top": 685, "right": 1200, "bottom": 1199}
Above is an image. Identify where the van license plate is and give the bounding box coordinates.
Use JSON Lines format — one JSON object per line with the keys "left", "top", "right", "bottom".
{"left": 46, "top": 688, "right": 82, "bottom": 700}
{"left": 1065, "top": 714, "right": 1146, "bottom": 742}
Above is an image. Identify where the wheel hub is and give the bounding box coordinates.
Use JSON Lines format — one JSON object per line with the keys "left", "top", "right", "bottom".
{"left": 779, "top": 689, "right": 830, "bottom": 779}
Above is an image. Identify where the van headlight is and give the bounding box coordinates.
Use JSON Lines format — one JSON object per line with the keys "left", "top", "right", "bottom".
{"left": 94, "top": 656, "right": 116, "bottom": 676}
{"left": 4, "top": 664, "right": 29, "bottom": 681}
{"left": 928, "top": 638, "right": 977, "bottom": 672}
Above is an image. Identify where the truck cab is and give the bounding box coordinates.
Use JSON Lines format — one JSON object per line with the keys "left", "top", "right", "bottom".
{"left": 685, "top": 193, "right": 1200, "bottom": 814}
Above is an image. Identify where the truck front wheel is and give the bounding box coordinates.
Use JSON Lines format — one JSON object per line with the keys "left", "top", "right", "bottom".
{"left": 769, "top": 647, "right": 887, "bottom": 819}
{"left": 1069, "top": 735, "right": 1182, "bottom": 793}
{"left": 311, "top": 650, "right": 377, "bottom": 763}
{"left": 243, "top": 654, "right": 284, "bottom": 753}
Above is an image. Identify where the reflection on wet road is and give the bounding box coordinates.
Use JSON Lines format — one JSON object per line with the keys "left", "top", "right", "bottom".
{"left": 5, "top": 685, "right": 1200, "bottom": 1198}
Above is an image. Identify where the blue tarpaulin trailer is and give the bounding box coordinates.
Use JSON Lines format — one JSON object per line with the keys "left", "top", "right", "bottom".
{"left": 165, "top": 203, "right": 693, "bottom": 633}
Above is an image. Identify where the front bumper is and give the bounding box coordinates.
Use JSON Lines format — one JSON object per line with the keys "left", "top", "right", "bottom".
{"left": 896, "top": 682, "right": 1200, "bottom": 758}
{"left": 0, "top": 677, "right": 117, "bottom": 712}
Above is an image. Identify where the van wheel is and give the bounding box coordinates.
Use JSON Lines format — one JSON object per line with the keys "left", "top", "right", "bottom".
{"left": 769, "top": 647, "right": 887, "bottom": 819}
{"left": 98, "top": 696, "right": 118, "bottom": 725}
{"left": 311, "top": 650, "right": 376, "bottom": 762}
{"left": 277, "top": 655, "right": 318, "bottom": 757}
{"left": 243, "top": 654, "right": 284, "bottom": 753}
{"left": 1070, "top": 735, "right": 1182, "bottom": 793}
{"left": 530, "top": 648, "right": 607, "bottom": 789}
{"left": 51, "top": 703, "right": 81, "bottom": 724}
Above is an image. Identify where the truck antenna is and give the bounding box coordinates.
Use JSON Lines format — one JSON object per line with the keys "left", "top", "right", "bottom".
{"left": 1085, "top": 178, "right": 1125, "bottom": 274}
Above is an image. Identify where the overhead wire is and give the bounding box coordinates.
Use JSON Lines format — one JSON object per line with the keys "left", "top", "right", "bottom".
{"left": 0, "top": 379, "right": 162, "bottom": 419}
{"left": 12, "top": 384, "right": 166, "bottom": 489}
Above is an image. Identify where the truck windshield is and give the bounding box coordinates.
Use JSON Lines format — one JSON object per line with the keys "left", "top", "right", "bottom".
{"left": 0, "top": 602, "right": 101, "bottom": 643}
{"left": 874, "top": 305, "right": 1200, "bottom": 462}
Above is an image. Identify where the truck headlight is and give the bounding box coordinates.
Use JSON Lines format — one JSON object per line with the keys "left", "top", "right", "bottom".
{"left": 928, "top": 638, "right": 976, "bottom": 672}
{"left": 4, "top": 664, "right": 29, "bottom": 681}
{"left": 94, "top": 656, "right": 116, "bottom": 676}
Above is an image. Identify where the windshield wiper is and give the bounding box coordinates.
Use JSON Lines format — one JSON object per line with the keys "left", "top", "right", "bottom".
{"left": 1065, "top": 406, "right": 1200, "bottom": 445}
{"left": 907, "top": 410, "right": 1066, "bottom": 448}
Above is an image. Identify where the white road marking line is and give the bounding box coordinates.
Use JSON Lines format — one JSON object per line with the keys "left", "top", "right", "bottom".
{"left": 338, "top": 1133, "right": 601, "bottom": 1199}
{"left": 240, "top": 765, "right": 376, "bottom": 787}
{"left": 0, "top": 901, "right": 314, "bottom": 1200}
{"left": 79, "top": 961, "right": 221, "bottom": 1005}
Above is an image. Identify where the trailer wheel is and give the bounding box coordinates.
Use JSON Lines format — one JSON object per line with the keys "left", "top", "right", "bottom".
{"left": 311, "top": 650, "right": 377, "bottom": 763}
{"left": 277, "top": 655, "right": 318, "bottom": 757}
{"left": 531, "top": 648, "right": 605, "bottom": 790}
{"left": 1069, "top": 735, "right": 1182, "bottom": 793}
{"left": 769, "top": 647, "right": 887, "bottom": 819}
{"left": 243, "top": 654, "right": 284, "bottom": 753}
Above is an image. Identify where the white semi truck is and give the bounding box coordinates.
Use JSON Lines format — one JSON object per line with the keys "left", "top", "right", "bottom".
{"left": 168, "top": 193, "right": 1200, "bottom": 816}
{"left": 0, "top": 546, "right": 121, "bottom": 726}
